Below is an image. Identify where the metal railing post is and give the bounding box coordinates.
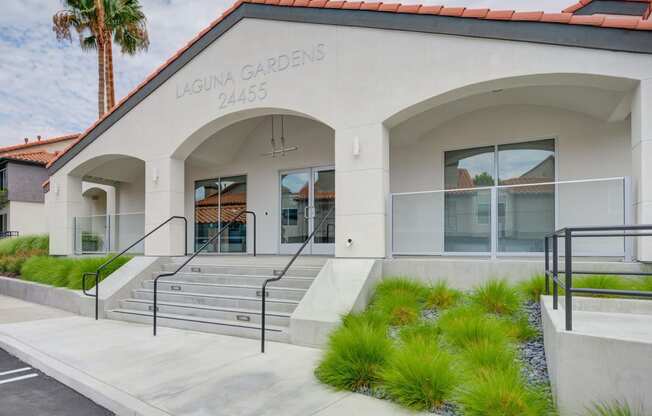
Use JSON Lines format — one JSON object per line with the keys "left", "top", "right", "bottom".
{"left": 553, "top": 235, "right": 559, "bottom": 310}
{"left": 544, "top": 236, "right": 550, "bottom": 296}
{"left": 564, "top": 228, "right": 573, "bottom": 331}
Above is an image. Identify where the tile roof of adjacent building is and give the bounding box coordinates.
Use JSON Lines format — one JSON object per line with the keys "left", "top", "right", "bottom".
{"left": 45, "top": 0, "right": 652, "bottom": 172}
{"left": 1, "top": 151, "right": 59, "bottom": 165}
{"left": 0, "top": 134, "right": 79, "bottom": 154}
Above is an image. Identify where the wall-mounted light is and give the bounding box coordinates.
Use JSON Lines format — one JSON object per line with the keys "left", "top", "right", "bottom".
{"left": 352, "top": 136, "right": 360, "bottom": 158}
{"left": 151, "top": 167, "right": 159, "bottom": 183}
{"left": 55, "top": 184, "right": 60, "bottom": 196}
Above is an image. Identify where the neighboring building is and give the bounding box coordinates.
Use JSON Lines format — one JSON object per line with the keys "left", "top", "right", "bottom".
{"left": 0, "top": 134, "right": 79, "bottom": 236}
{"left": 43, "top": 0, "right": 652, "bottom": 263}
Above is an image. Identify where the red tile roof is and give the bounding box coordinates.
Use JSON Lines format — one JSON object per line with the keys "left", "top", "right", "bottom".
{"left": 2, "top": 151, "right": 59, "bottom": 165}
{"left": 0, "top": 134, "right": 79, "bottom": 154}
{"left": 45, "top": 0, "right": 652, "bottom": 171}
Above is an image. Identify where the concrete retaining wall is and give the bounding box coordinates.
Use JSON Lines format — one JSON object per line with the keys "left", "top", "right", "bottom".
{"left": 0, "top": 276, "right": 90, "bottom": 315}
{"left": 542, "top": 296, "right": 652, "bottom": 415}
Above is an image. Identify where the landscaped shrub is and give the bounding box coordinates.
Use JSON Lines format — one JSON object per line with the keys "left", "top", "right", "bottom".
{"left": 399, "top": 321, "right": 441, "bottom": 344}
{"left": 20, "top": 255, "right": 130, "bottom": 290}
{"left": 425, "top": 281, "right": 461, "bottom": 310}
{"left": 501, "top": 313, "right": 538, "bottom": 342}
{"left": 585, "top": 400, "right": 643, "bottom": 416}
{"left": 517, "top": 274, "right": 549, "bottom": 303}
{"left": 315, "top": 311, "right": 393, "bottom": 391}
{"left": 471, "top": 278, "right": 521, "bottom": 315}
{"left": 382, "top": 340, "right": 458, "bottom": 411}
{"left": 438, "top": 306, "right": 511, "bottom": 348}
{"left": 573, "top": 275, "right": 637, "bottom": 295}
{"left": 457, "top": 367, "right": 551, "bottom": 416}
{"left": 371, "top": 278, "right": 428, "bottom": 325}
{"left": 0, "top": 235, "right": 48, "bottom": 256}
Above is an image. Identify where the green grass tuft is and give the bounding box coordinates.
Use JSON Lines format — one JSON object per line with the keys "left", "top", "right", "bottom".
{"left": 438, "top": 306, "right": 511, "bottom": 349}
{"left": 457, "top": 367, "right": 552, "bottom": 416}
{"left": 382, "top": 340, "right": 458, "bottom": 411}
{"left": 501, "top": 313, "right": 538, "bottom": 342}
{"left": 371, "top": 278, "right": 428, "bottom": 325}
{"left": 20, "top": 255, "right": 131, "bottom": 290}
{"left": 460, "top": 340, "right": 517, "bottom": 375}
{"left": 316, "top": 312, "right": 393, "bottom": 391}
{"left": 399, "top": 321, "right": 441, "bottom": 345}
{"left": 425, "top": 281, "right": 461, "bottom": 310}
{"left": 373, "top": 277, "right": 428, "bottom": 303}
{"left": 0, "top": 235, "right": 48, "bottom": 256}
{"left": 517, "top": 274, "right": 548, "bottom": 303}
{"left": 470, "top": 279, "right": 521, "bottom": 315}
{"left": 65, "top": 256, "right": 131, "bottom": 290}
{"left": 584, "top": 400, "right": 643, "bottom": 416}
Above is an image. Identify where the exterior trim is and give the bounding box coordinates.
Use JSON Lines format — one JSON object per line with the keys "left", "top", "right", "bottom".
{"left": 48, "top": 3, "right": 652, "bottom": 175}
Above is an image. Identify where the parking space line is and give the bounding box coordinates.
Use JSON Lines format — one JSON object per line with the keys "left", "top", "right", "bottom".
{"left": 0, "top": 367, "right": 31, "bottom": 377}
{"left": 0, "top": 373, "right": 38, "bottom": 385}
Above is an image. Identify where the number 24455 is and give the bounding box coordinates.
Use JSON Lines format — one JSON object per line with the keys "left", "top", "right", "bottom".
{"left": 218, "top": 82, "right": 267, "bottom": 109}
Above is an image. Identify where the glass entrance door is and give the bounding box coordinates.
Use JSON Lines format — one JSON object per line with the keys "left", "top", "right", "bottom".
{"left": 280, "top": 167, "right": 335, "bottom": 255}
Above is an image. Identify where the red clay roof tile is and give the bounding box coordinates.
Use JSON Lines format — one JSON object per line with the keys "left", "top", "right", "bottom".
{"left": 512, "top": 11, "right": 544, "bottom": 21}
{"left": 485, "top": 9, "right": 515, "bottom": 20}
{"left": 540, "top": 12, "right": 573, "bottom": 23}
{"left": 340, "top": 1, "right": 362, "bottom": 9}
{"left": 440, "top": 7, "right": 465, "bottom": 17}
{"left": 378, "top": 2, "right": 401, "bottom": 12}
{"left": 324, "top": 1, "right": 345, "bottom": 8}
{"left": 417, "top": 5, "right": 442, "bottom": 14}
{"left": 359, "top": 2, "right": 382, "bottom": 10}
{"left": 602, "top": 15, "right": 641, "bottom": 29}
{"left": 462, "top": 8, "right": 489, "bottom": 18}
{"left": 569, "top": 14, "right": 605, "bottom": 25}
{"left": 397, "top": 4, "right": 420, "bottom": 13}
{"left": 308, "top": 0, "right": 328, "bottom": 7}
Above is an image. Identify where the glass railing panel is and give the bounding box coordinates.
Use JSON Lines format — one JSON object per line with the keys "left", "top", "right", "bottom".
{"left": 557, "top": 178, "right": 625, "bottom": 256}
{"left": 392, "top": 192, "right": 444, "bottom": 254}
{"left": 497, "top": 183, "right": 555, "bottom": 253}
{"left": 443, "top": 188, "right": 492, "bottom": 253}
{"left": 109, "top": 213, "right": 145, "bottom": 254}
{"left": 74, "top": 215, "right": 108, "bottom": 254}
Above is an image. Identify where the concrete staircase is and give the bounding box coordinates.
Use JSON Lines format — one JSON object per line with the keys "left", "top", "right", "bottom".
{"left": 106, "top": 256, "right": 327, "bottom": 342}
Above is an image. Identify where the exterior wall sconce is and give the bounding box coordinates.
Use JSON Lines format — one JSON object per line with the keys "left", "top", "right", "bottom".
{"left": 352, "top": 136, "right": 360, "bottom": 157}
{"left": 346, "top": 238, "right": 353, "bottom": 247}
{"left": 54, "top": 184, "right": 60, "bottom": 196}
{"left": 151, "top": 167, "right": 159, "bottom": 183}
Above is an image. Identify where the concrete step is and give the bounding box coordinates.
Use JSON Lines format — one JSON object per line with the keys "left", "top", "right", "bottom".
{"left": 133, "top": 289, "right": 298, "bottom": 314}
{"left": 142, "top": 280, "right": 306, "bottom": 301}
{"left": 160, "top": 263, "right": 322, "bottom": 278}
{"left": 120, "top": 298, "right": 291, "bottom": 326}
{"left": 149, "top": 272, "right": 315, "bottom": 289}
{"left": 107, "top": 309, "right": 289, "bottom": 342}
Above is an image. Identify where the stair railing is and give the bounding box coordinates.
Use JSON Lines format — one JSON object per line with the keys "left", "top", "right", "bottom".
{"left": 260, "top": 207, "right": 334, "bottom": 353}
{"left": 152, "top": 209, "right": 256, "bottom": 336}
{"left": 82, "top": 216, "right": 188, "bottom": 321}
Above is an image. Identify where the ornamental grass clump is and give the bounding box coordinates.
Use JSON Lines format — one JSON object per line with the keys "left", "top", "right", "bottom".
{"left": 457, "top": 367, "right": 551, "bottom": 416}
{"left": 371, "top": 278, "right": 428, "bottom": 325}
{"left": 438, "top": 306, "right": 512, "bottom": 349}
{"left": 585, "top": 400, "right": 643, "bottom": 416}
{"left": 399, "top": 321, "right": 441, "bottom": 344}
{"left": 425, "top": 280, "right": 461, "bottom": 310}
{"left": 460, "top": 340, "right": 517, "bottom": 375}
{"left": 382, "top": 339, "right": 458, "bottom": 411}
{"left": 316, "top": 311, "right": 393, "bottom": 391}
{"left": 501, "top": 313, "right": 538, "bottom": 342}
{"left": 573, "top": 275, "right": 636, "bottom": 296}
{"left": 471, "top": 278, "right": 521, "bottom": 315}
{"left": 517, "top": 274, "right": 549, "bottom": 303}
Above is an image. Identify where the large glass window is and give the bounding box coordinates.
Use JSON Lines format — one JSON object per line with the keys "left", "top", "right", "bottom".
{"left": 497, "top": 139, "right": 555, "bottom": 252}
{"left": 443, "top": 139, "right": 555, "bottom": 253}
{"left": 194, "top": 175, "right": 247, "bottom": 253}
{"left": 444, "top": 146, "right": 494, "bottom": 252}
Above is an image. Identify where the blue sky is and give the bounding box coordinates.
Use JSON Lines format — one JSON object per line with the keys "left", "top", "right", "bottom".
{"left": 0, "top": 0, "right": 569, "bottom": 147}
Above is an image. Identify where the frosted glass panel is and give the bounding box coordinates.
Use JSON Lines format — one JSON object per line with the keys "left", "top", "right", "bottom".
{"left": 393, "top": 193, "right": 443, "bottom": 254}
{"left": 498, "top": 184, "right": 555, "bottom": 252}
{"left": 444, "top": 189, "right": 491, "bottom": 253}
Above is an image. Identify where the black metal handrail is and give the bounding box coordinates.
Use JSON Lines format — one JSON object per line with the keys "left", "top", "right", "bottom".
{"left": 82, "top": 216, "right": 188, "bottom": 320}
{"left": 152, "top": 209, "right": 256, "bottom": 336}
{"left": 0, "top": 231, "right": 19, "bottom": 239}
{"left": 260, "top": 207, "right": 334, "bottom": 353}
{"left": 544, "top": 224, "right": 652, "bottom": 330}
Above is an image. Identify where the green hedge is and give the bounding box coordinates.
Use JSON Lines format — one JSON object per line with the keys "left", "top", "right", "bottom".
{"left": 0, "top": 235, "right": 49, "bottom": 276}
{"left": 20, "top": 255, "right": 132, "bottom": 290}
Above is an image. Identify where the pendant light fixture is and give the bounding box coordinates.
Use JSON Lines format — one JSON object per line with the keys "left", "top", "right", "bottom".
{"left": 261, "top": 115, "right": 298, "bottom": 157}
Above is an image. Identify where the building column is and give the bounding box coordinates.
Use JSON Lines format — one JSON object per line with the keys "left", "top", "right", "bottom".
{"left": 47, "top": 174, "right": 84, "bottom": 255}
{"left": 334, "top": 123, "right": 389, "bottom": 258}
{"left": 144, "top": 157, "right": 186, "bottom": 256}
{"left": 632, "top": 79, "right": 652, "bottom": 262}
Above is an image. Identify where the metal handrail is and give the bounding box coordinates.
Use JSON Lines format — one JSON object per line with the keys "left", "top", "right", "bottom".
{"left": 0, "top": 231, "right": 18, "bottom": 239}
{"left": 82, "top": 216, "right": 188, "bottom": 320}
{"left": 152, "top": 209, "right": 256, "bottom": 336}
{"left": 260, "top": 207, "right": 334, "bottom": 353}
{"left": 544, "top": 224, "right": 652, "bottom": 330}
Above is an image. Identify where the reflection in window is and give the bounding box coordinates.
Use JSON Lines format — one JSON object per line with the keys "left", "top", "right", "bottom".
{"left": 444, "top": 146, "right": 494, "bottom": 189}
{"left": 194, "top": 175, "right": 247, "bottom": 253}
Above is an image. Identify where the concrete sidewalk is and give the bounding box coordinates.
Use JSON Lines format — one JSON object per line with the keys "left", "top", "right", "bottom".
{"left": 0, "top": 295, "right": 418, "bottom": 416}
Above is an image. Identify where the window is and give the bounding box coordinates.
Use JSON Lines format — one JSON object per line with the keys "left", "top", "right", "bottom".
{"left": 443, "top": 139, "right": 555, "bottom": 253}
{"left": 0, "top": 169, "right": 6, "bottom": 190}
{"left": 282, "top": 208, "right": 298, "bottom": 225}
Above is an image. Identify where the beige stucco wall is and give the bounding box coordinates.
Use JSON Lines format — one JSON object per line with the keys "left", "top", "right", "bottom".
{"left": 45, "top": 17, "right": 652, "bottom": 257}
{"left": 9, "top": 201, "right": 47, "bottom": 235}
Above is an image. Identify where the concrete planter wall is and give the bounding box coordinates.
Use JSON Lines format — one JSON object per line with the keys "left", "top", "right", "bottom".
{"left": 0, "top": 276, "right": 93, "bottom": 316}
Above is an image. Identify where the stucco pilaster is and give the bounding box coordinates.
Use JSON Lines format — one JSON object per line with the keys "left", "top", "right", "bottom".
{"left": 632, "top": 79, "right": 652, "bottom": 261}
{"left": 48, "top": 174, "right": 84, "bottom": 255}
{"left": 144, "top": 157, "right": 186, "bottom": 256}
{"left": 334, "top": 123, "right": 389, "bottom": 258}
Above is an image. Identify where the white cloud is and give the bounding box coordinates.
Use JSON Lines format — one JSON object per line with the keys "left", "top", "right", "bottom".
{"left": 0, "top": 0, "right": 569, "bottom": 146}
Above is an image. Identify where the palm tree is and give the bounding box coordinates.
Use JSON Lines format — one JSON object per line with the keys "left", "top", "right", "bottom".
{"left": 53, "top": 0, "right": 149, "bottom": 117}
